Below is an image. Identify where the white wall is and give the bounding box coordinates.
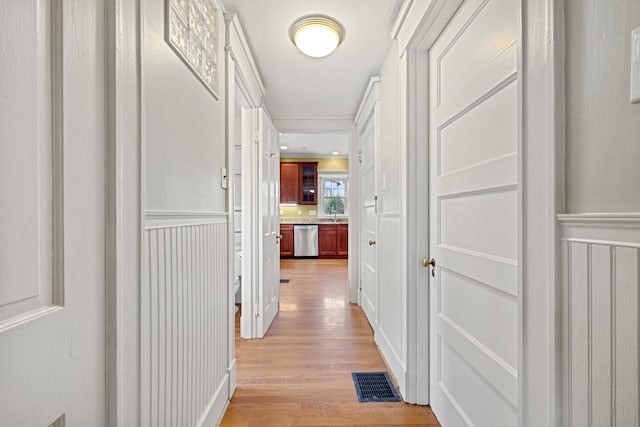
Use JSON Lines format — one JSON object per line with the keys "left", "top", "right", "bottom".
{"left": 561, "top": 2, "right": 640, "bottom": 425}
{"left": 565, "top": 0, "right": 640, "bottom": 213}
{"left": 141, "top": 0, "right": 231, "bottom": 425}
{"left": 378, "top": 41, "right": 402, "bottom": 214}
{"left": 144, "top": 0, "right": 227, "bottom": 213}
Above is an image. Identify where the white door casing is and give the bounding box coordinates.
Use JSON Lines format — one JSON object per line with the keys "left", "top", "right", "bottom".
{"left": 355, "top": 78, "right": 381, "bottom": 330}
{"left": 428, "top": 0, "right": 520, "bottom": 425}
{"left": 240, "top": 105, "right": 255, "bottom": 339}
{"left": 256, "top": 108, "right": 280, "bottom": 338}
{"left": 0, "top": 0, "right": 106, "bottom": 425}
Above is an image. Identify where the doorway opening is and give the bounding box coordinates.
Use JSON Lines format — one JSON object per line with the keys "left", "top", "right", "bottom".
{"left": 277, "top": 133, "right": 352, "bottom": 291}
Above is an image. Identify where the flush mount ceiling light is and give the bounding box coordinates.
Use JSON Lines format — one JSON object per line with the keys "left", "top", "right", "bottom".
{"left": 289, "top": 15, "right": 345, "bottom": 58}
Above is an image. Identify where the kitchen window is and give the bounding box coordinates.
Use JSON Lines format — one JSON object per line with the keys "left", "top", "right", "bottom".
{"left": 317, "top": 172, "right": 349, "bottom": 218}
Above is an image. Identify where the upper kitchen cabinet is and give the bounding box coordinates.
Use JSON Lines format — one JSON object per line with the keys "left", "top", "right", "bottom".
{"left": 298, "top": 162, "right": 318, "bottom": 205}
{"left": 279, "top": 162, "right": 318, "bottom": 205}
{"left": 280, "top": 162, "right": 299, "bottom": 204}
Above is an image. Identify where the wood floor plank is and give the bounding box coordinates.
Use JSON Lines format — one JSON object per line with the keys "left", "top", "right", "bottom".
{"left": 221, "top": 259, "right": 440, "bottom": 427}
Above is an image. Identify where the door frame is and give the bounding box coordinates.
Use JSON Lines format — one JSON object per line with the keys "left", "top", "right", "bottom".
{"left": 399, "top": 0, "right": 564, "bottom": 423}
{"left": 354, "top": 76, "right": 382, "bottom": 327}
{"left": 224, "top": 13, "right": 267, "bottom": 340}
{"left": 105, "top": 0, "right": 143, "bottom": 424}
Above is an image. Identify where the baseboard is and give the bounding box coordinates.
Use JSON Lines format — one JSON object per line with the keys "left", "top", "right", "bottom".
{"left": 228, "top": 358, "right": 237, "bottom": 397}
{"left": 198, "top": 373, "right": 230, "bottom": 427}
{"left": 375, "top": 326, "right": 407, "bottom": 400}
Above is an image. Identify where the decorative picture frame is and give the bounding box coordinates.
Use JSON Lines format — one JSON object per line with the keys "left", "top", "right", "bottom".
{"left": 165, "top": 0, "right": 219, "bottom": 99}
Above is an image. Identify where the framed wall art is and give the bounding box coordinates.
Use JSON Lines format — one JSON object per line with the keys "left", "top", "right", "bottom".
{"left": 166, "top": 0, "right": 219, "bottom": 98}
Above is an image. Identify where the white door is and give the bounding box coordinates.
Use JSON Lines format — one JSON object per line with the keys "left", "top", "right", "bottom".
{"left": 428, "top": 0, "right": 520, "bottom": 425}
{"left": 359, "top": 116, "right": 378, "bottom": 329}
{"left": 0, "top": 0, "right": 106, "bottom": 425}
{"left": 256, "top": 108, "right": 280, "bottom": 337}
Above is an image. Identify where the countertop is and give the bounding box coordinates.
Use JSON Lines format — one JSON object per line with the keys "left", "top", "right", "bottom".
{"left": 280, "top": 219, "right": 349, "bottom": 225}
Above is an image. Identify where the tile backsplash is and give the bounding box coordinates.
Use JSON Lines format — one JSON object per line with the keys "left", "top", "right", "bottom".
{"left": 280, "top": 205, "right": 317, "bottom": 221}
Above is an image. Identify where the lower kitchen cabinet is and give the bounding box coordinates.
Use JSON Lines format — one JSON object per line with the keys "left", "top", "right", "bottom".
{"left": 280, "top": 224, "right": 294, "bottom": 257}
{"left": 318, "top": 224, "right": 338, "bottom": 256}
{"left": 337, "top": 224, "right": 349, "bottom": 256}
{"left": 319, "top": 223, "right": 348, "bottom": 258}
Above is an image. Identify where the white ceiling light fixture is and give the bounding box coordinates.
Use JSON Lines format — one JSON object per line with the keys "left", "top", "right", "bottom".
{"left": 290, "top": 15, "right": 345, "bottom": 58}
{"left": 331, "top": 151, "right": 340, "bottom": 155}
{"left": 280, "top": 145, "right": 289, "bottom": 150}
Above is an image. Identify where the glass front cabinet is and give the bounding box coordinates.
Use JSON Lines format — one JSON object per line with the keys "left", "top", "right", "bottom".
{"left": 298, "top": 162, "right": 318, "bottom": 205}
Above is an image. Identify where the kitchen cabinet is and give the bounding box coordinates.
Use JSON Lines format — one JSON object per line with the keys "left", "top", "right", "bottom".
{"left": 279, "top": 224, "right": 294, "bottom": 257}
{"left": 279, "top": 162, "right": 318, "bottom": 205}
{"left": 279, "top": 163, "right": 299, "bottom": 204}
{"left": 337, "top": 224, "right": 349, "bottom": 256}
{"left": 298, "top": 163, "right": 318, "bottom": 204}
{"left": 318, "top": 224, "right": 338, "bottom": 256}
{"left": 318, "top": 223, "right": 348, "bottom": 258}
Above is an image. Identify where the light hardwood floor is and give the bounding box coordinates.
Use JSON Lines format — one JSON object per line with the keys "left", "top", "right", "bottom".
{"left": 220, "top": 258, "right": 440, "bottom": 426}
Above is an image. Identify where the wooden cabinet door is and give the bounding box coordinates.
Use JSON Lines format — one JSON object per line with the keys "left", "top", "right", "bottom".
{"left": 280, "top": 163, "right": 299, "bottom": 204}
{"left": 298, "top": 162, "right": 318, "bottom": 205}
{"left": 280, "top": 224, "right": 294, "bottom": 257}
{"left": 318, "top": 224, "right": 337, "bottom": 256}
{"left": 337, "top": 224, "right": 349, "bottom": 256}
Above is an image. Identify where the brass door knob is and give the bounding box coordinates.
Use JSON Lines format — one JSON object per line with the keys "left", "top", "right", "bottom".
{"left": 422, "top": 258, "right": 435, "bottom": 267}
{"left": 368, "top": 240, "right": 376, "bottom": 246}
{"left": 422, "top": 258, "right": 436, "bottom": 277}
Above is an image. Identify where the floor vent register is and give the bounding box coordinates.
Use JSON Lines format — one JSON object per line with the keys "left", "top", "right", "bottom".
{"left": 351, "top": 372, "right": 401, "bottom": 402}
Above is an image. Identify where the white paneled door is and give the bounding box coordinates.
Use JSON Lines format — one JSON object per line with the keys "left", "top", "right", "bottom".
{"left": 428, "top": 0, "right": 520, "bottom": 425}
{"left": 257, "top": 109, "right": 280, "bottom": 337}
{"left": 359, "top": 114, "right": 378, "bottom": 330}
{"left": 0, "top": 0, "right": 106, "bottom": 425}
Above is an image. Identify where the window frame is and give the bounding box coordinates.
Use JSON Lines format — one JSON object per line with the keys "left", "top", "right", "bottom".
{"left": 317, "top": 172, "right": 349, "bottom": 218}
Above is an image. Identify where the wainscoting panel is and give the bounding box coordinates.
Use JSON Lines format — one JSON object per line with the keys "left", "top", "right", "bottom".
{"left": 560, "top": 214, "right": 639, "bottom": 427}
{"left": 142, "top": 216, "right": 229, "bottom": 427}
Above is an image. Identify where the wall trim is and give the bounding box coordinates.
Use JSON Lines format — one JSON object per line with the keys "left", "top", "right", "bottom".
{"left": 348, "top": 129, "right": 361, "bottom": 304}
{"left": 558, "top": 213, "right": 640, "bottom": 226}
{"left": 376, "top": 327, "right": 407, "bottom": 394}
{"left": 520, "top": 0, "right": 565, "bottom": 425}
{"left": 559, "top": 213, "right": 640, "bottom": 248}
{"left": 105, "top": 0, "right": 143, "bottom": 424}
{"left": 202, "top": 374, "right": 231, "bottom": 427}
{"left": 400, "top": 0, "right": 464, "bottom": 405}
{"left": 224, "top": 13, "right": 265, "bottom": 107}
{"left": 272, "top": 116, "right": 355, "bottom": 133}
{"left": 144, "top": 211, "right": 227, "bottom": 229}
{"left": 354, "top": 76, "right": 381, "bottom": 129}
{"left": 145, "top": 210, "right": 228, "bottom": 219}
{"left": 390, "top": 0, "right": 415, "bottom": 40}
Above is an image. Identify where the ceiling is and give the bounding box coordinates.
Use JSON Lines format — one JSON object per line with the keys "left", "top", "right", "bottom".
{"left": 221, "top": 0, "right": 402, "bottom": 135}
{"left": 279, "top": 133, "right": 350, "bottom": 158}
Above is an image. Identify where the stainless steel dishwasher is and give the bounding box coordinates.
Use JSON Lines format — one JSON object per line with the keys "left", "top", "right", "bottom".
{"left": 293, "top": 224, "right": 318, "bottom": 257}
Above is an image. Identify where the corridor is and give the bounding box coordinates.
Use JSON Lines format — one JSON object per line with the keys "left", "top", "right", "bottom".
{"left": 221, "top": 259, "right": 440, "bottom": 426}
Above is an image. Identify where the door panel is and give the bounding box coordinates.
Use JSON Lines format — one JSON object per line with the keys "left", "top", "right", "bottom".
{"left": 0, "top": 0, "right": 59, "bottom": 323}
{"left": 359, "top": 117, "right": 377, "bottom": 328}
{"left": 0, "top": 0, "right": 105, "bottom": 425}
{"left": 258, "top": 109, "right": 279, "bottom": 337}
{"left": 429, "top": 0, "right": 519, "bottom": 425}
